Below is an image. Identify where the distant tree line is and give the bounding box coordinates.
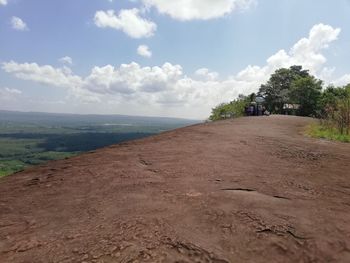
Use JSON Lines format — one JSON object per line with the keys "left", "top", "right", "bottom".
{"left": 210, "top": 65, "right": 350, "bottom": 136}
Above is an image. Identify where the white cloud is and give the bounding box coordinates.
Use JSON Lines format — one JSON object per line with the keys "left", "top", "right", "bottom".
{"left": 137, "top": 45, "right": 152, "bottom": 58}
{"left": 2, "top": 87, "right": 21, "bottom": 95}
{"left": 2, "top": 24, "right": 347, "bottom": 119}
{"left": 1, "top": 61, "right": 99, "bottom": 103}
{"left": 0, "top": 0, "right": 7, "bottom": 6}
{"left": 59, "top": 56, "right": 73, "bottom": 65}
{"left": 288, "top": 24, "right": 341, "bottom": 73}
{"left": 94, "top": 8, "right": 156, "bottom": 38}
{"left": 234, "top": 23, "right": 341, "bottom": 87}
{"left": 0, "top": 87, "right": 23, "bottom": 112}
{"left": 0, "top": 87, "right": 22, "bottom": 102}
{"left": 11, "top": 16, "right": 28, "bottom": 31}
{"left": 7, "top": 87, "right": 21, "bottom": 94}
{"left": 141, "top": 0, "right": 256, "bottom": 21}
{"left": 83, "top": 62, "right": 183, "bottom": 94}
{"left": 2, "top": 61, "right": 82, "bottom": 89}
{"left": 195, "top": 68, "right": 219, "bottom": 81}
{"left": 332, "top": 74, "right": 350, "bottom": 87}
{"left": 0, "top": 60, "right": 258, "bottom": 117}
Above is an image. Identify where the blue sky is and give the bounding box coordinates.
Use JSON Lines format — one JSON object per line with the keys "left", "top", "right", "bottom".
{"left": 1, "top": 0, "right": 350, "bottom": 119}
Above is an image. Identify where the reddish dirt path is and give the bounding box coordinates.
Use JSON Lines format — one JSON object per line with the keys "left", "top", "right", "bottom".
{"left": 1, "top": 115, "right": 350, "bottom": 263}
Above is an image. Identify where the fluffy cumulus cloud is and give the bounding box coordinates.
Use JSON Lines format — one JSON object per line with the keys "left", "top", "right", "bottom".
{"left": 2, "top": 61, "right": 82, "bottom": 89}
{"left": 137, "top": 45, "right": 152, "bottom": 58}
{"left": 2, "top": 61, "right": 100, "bottom": 103}
{"left": 234, "top": 23, "right": 341, "bottom": 86}
{"left": 2, "top": 24, "right": 348, "bottom": 119}
{"left": 195, "top": 68, "right": 219, "bottom": 81}
{"left": 0, "top": 0, "right": 7, "bottom": 6}
{"left": 84, "top": 62, "right": 183, "bottom": 94}
{"left": 94, "top": 8, "right": 156, "bottom": 38}
{"left": 287, "top": 24, "right": 340, "bottom": 73}
{"left": 141, "top": 0, "right": 256, "bottom": 21}
{"left": 59, "top": 56, "right": 73, "bottom": 65}
{"left": 11, "top": 16, "right": 28, "bottom": 31}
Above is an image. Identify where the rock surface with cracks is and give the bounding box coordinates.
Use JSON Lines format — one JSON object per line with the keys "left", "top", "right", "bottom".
{"left": 0, "top": 115, "right": 350, "bottom": 262}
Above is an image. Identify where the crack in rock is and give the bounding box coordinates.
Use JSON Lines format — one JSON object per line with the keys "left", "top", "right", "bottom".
{"left": 221, "top": 188, "right": 255, "bottom": 192}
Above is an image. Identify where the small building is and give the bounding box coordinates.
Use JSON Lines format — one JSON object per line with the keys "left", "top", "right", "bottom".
{"left": 283, "top": 104, "right": 300, "bottom": 115}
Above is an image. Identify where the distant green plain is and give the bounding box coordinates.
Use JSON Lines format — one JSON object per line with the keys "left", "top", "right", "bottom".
{"left": 0, "top": 137, "right": 75, "bottom": 177}
{"left": 0, "top": 138, "right": 76, "bottom": 177}
{"left": 0, "top": 111, "right": 198, "bottom": 178}
{"left": 0, "top": 128, "right": 152, "bottom": 177}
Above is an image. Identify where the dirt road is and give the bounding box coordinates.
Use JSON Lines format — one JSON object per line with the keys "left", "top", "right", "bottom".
{"left": 1, "top": 115, "right": 350, "bottom": 262}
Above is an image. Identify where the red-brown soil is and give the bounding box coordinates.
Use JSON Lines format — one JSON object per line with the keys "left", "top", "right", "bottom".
{"left": 1, "top": 115, "right": 350, "bottom": 263}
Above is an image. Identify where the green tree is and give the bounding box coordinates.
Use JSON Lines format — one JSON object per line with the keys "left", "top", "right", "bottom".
{"left": 258, "top": 65, "right": 311, "bottom": 114}
{"left": 319, "top": 85, "right": 348, "bottom": 118}
{"left": 289, "top": 76, "right": 322, "bottom": 116}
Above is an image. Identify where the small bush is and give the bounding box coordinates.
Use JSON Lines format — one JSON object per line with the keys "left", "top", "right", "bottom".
{"left": 210, "top": 94, "right": 251, "bottom": 121}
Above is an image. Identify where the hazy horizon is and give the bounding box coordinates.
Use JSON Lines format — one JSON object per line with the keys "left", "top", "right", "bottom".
{"left": 0, "top": 109, "right": 201, "bottom": 121}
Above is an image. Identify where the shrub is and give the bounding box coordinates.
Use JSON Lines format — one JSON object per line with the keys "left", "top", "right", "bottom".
{"left": 209, "top": 95, "right": 250, "bottom": 121}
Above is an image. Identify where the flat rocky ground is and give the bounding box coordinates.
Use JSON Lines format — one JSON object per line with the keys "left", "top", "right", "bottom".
{"left": 0, "top": 115, "right": 350, "bottom": 263}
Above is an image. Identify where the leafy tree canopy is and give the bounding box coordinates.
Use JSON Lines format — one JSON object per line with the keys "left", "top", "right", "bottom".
{"left": 258, "top": 65, "right": 320, "bottom": 115}
{"left": 209, "top": 65, "right": 350, "bottom": 126}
